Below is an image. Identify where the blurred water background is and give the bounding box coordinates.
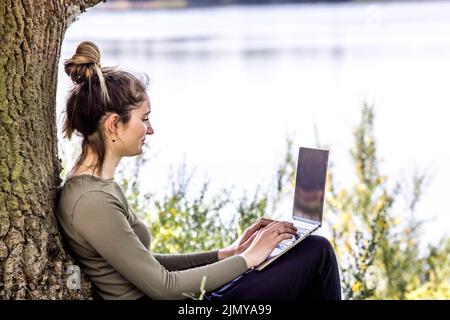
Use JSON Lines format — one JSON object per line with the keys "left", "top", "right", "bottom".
{"left": 56, "top": 0, "right": 450, "bottom": 248}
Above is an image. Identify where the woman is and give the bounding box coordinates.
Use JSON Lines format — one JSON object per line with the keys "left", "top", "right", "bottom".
{"left": 56, "top": 41, "right": 341, "bottom": 300}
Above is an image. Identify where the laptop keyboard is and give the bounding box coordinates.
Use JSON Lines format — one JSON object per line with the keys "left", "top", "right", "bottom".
{"left": 276, "top": 226, "right": 310, "bottom": 250}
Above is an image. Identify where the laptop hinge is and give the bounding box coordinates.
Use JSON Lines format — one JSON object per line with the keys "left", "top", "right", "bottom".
{"left": 293, "top": 216, "right": 321, "bottom": 227}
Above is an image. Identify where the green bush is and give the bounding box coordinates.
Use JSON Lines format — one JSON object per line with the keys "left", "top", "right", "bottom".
{"left": 70, "top": 102, "right": 449, "bottom": 300}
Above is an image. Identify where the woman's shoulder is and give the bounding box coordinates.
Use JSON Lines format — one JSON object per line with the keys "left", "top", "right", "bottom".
{"left": 57, "top": 174, "right": 127, "bottom": 218}
{"left": 63, "top": 173, "right": 115, "bottom": 185}
{"left": 61, "top": 174, "right": 117, "bottom": 193}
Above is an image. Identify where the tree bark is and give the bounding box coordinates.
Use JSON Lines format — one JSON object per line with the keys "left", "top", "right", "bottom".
{"left": 0, "top": 0, "right": 103, "bottom": 300}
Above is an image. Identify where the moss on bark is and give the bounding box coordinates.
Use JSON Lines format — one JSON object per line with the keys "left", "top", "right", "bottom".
{"left": 0, "top": 0, "right": 104, "bottom": 300}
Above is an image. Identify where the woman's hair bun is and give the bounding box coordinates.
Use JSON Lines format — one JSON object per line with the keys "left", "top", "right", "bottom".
{"left": 64, "top": 41, "right": 102, "bottom": 84}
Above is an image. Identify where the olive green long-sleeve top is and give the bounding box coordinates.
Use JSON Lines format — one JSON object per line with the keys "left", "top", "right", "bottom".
{"left": 56, "top": 174, "right": 248, "bottom": 300}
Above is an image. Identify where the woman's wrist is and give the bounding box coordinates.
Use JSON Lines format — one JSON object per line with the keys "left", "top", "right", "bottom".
{"left": 239, "top": 252, "right": 253, "bottom": 269}
{"left": 218, "top": 247, "right": 235, "bottom": 260}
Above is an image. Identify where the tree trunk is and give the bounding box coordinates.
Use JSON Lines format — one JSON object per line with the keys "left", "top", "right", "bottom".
{"left": 0, "top": 0, "right": 103, "bottom": 300}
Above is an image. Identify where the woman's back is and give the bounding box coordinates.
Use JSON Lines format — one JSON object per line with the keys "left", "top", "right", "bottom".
{"left": 56, "top": 174, "right": 151, "bottom": 299}
{"left": 56, "top": 173, "right": 247, "bottom": 300}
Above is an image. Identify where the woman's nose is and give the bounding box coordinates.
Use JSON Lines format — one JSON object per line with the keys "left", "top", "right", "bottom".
{"left": 147, "top": 124, "right": 154, "bottom": 135}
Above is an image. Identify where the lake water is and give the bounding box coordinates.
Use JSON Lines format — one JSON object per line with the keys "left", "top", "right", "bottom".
{"left": 56, "top": 0, "right": 450, "bottom": 247}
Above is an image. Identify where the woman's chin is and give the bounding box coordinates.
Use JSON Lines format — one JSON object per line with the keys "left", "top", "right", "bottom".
{"left": 136, "top": 147, "right": 143, "bottom": 155}
{"left": 129, "top": 147, "right": 143, "bottom": 157}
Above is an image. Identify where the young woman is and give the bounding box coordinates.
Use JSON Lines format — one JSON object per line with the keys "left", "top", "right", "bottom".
{"left": 56, "top": 41, "right": 341, "bottom": 300}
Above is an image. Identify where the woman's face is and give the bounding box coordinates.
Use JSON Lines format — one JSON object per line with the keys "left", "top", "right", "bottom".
{"left": 115, "top": 97, "right": 154, "bottom": 157}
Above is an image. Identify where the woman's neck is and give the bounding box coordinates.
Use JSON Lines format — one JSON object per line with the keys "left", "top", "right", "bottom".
{"left": 71, "top": 149, "right": 121, "bottom": 180}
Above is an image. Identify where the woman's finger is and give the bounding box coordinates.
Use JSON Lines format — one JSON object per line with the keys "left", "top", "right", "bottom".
{"left": 266, "top": 222, "right": 297, "bottom": 236}
{"left": 239, "top": 230, "right": 260, "bottom": 252}
{"left": 261, "top": 220, "right": 278, "bottom": 231}
{"left": 244, "top": 231, "right": 258, "bottom": 244}
{"left": 274, "top": 232, "right": 294, "bottom": 244}
{"left": 249, "top": 218, "right": 274, "bottom": 232}
{"left": 241, "top": 222, "right": 262, "bottom": 241}
{"left": 258, "top": 218, "right": 274, "bottom": 227}
{"left": 239, "top": 220, "right": 267, "bottom": 244}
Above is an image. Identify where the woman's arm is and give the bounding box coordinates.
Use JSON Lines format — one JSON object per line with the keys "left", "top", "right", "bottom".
{"left": 153, "top": 251, "right": 219, "bottom": 271}
{"left": 153, "top": 218, "right": 276, "bottom": 270}
{"left": 72, "top": 191, "right": 248, "bottom": 299}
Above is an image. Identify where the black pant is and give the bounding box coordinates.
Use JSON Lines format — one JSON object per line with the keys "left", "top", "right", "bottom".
{"left": 205, "top": 235, "right": 341, "bottom": 300}
{"left": 137, "top": 235, "right": 341, "bottom": 300}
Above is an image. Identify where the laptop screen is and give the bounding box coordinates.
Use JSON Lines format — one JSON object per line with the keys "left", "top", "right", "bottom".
{"left": 292, "top": 147, "right": 329, "bottom": 224}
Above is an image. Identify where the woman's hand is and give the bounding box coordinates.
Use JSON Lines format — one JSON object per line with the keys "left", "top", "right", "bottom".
{"left": 239, "top": 221, "right": 298, "bottom": 268}
{"left": 218, "top": 218, "right": 274, "bottom": 260}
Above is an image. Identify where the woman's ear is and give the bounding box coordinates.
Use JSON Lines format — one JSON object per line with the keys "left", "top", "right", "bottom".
{"left": 104, "top": 112, "right": 120, "bottom": 136}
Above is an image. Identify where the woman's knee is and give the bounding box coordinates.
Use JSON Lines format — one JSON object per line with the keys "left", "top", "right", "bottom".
{"left": 300, "top": 235, "right": 336, "bottom": 259}
{"left": 281, "top": 235, "right": 337, "bottom": 266}
{"left": 306, "top": 235, "right": 334, "bottom": 250}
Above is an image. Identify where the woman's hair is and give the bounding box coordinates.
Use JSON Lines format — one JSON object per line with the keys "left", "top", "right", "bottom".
{"left": 62, "top": 41, "right": 149, "bottom": 178}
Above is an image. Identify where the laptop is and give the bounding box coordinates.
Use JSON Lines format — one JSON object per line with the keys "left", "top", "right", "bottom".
{"left": 255, "top": 146, "right": 329, "bottom": 271}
